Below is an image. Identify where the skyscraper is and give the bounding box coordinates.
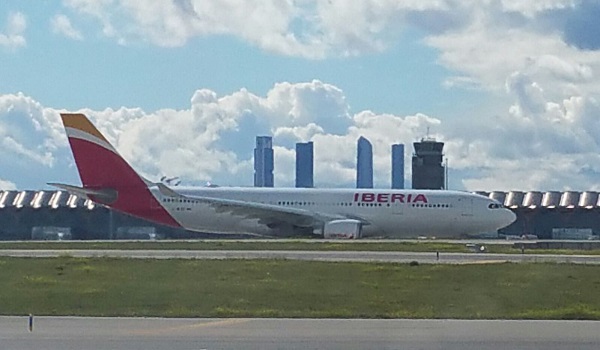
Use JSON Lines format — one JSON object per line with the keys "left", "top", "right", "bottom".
{"left": 356, "top": 136, "right": 373, "bottom": 188}
{"left": 254, "top": 136, "right": 274, "bottom": 187}
{"left": 295, "top": 141, "right": 314, "bottom": 188}
{"left": 411, "top": 138, "right": 445, "bottom": 190}
{"left": 391, "top": 144, "right": 405, "bottom": 189}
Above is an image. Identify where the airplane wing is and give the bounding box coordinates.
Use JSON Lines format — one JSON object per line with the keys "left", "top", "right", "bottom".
{"left": 154, "top": 183, "right": 355, "bottom": 228}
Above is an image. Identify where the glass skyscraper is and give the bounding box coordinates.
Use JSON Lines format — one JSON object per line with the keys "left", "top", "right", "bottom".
{"left": 391, "top": 144, "right": 405, "bottom": 189}
{"left": 295, "top": 141, "right": 314, "bottom": 188}
{"left": 356, "top": 136, "right": 373, "bottom": 188}
{"left": 254, "top": 136, "right": 274, "bottom": 187}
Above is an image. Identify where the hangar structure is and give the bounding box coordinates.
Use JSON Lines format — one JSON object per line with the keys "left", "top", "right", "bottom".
{"left": 0, "top": 189, "right": 599, "bottom": 240}
{"left": 0, "top": 190, "right": 190, "bottom": 240}
{"left": 476, "top": 190, "right": 600, "bottom": 239}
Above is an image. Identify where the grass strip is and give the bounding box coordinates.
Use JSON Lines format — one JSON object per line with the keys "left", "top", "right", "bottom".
{"left": 1, "top": 240, "right": 599, "bottom": 255}
{"left": 1, "top": 257, "right": 599, "bottom": 319}
{"left": 0, "top": 240, "right": 473, "bottom": 252}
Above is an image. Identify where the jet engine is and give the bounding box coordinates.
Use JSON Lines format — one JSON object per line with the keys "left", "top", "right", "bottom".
{"left": 323, "top": 219, "right": 363, "bottom": 239}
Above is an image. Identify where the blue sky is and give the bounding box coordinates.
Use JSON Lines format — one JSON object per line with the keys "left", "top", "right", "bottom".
{"left": 1, "top": 2, "right": 466, "bottom": 115}
{"left": 1, "top": 1, "right": 600, "bottom": 192}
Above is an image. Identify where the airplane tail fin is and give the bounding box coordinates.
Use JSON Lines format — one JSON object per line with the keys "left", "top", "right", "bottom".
{"left": 56, "top": 113, "right": 180, "bottom": 227}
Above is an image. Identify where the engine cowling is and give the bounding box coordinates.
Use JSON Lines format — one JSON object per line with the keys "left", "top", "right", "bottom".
{"left": 323, "top": 219, "right": 363, "bottom": 239}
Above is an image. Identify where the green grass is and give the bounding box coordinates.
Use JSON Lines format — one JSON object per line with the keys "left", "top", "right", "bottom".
{"left": 1, "top": 240, "right": 599, "bottom": 255}
{"left": 0, "top": 240, "right": 473, "bottom": 252}
{"left": 1, "top": 257, "right": 600, "bottom": 319}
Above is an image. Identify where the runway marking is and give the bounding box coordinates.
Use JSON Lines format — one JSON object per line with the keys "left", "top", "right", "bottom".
{"left": 127, "top": 318, "right": 250, "bottom": 336}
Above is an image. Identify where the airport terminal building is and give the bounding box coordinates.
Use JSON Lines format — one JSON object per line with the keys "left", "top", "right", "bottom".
{"left": 0, "top": 189, "right": 599, "bottom": 240}
{"left": 476, "top": 190, "right": 600, "bottom": 239}
{"left": 0, "top": 190, "right": 191, "bottom": 240}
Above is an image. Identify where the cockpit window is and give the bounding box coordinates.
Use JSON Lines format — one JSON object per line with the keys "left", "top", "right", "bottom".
{"left": 488, "top": 203, "right": 503, "bottom": 209}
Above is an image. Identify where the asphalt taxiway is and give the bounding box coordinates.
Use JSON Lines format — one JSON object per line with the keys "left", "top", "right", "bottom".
{"left": 2, "top": 316, "right": 599, "bottom": 350}
{"left": 0, "top": 249, "right": 599, "bottom": 264}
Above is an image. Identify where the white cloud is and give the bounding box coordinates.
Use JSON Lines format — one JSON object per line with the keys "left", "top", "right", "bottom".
{"left": 500, "top": 0, "right": 576, "bottom": 17}
{"left": 3, "top": 70, "right": 600, "bottom": 191}
{"left": 0, "top": 81, "right": 438, "bottom": 188}
{"left": 51, "top": 14, "right": 84, "bottom": 40}
{"left": 2, "top": 1, "right": 596, "bottom": 192}
{"left": 273, "top": 146, "right": 295, "bottom": 186}
{"left": 273, "top": 123, "right": 324, "bottom": 146}
{"left": 64, "top": 0, "right": 327, "bottom": 56}
{"left": 5, "top": 2, "right": 600, "bottom": 193}
{"left": 462, "top": 152, "right": 600, "bottom": 192}
{"left": 99, "top": 81, "right": 435, "bottom": 187}
{"left": 382, "top": 1, "right": 600, "bottom": 191}
{"left": 442, "top": 70, "right": 600, "bottom": 191}
{"left": 2, "top": 137, "right": 53, "bottom": 167}
{"left": 422, "top": 2, "right": 600, "bottom": 97}
{"left": 58, "top": 0, "right": 471, "bottom": 58}
{"left": 0, "top": 12, "right": 26, "bottom": 50}
{"left": 427, "top": 20, "right": 571, "bottom": 91}
{"left": 7, "top": 2, "right": 600, "bottom": 192}
{"left": 0, "top": 179, "right": 17, "bottom": 190}
{"left": 57, "top": 0, "right": 600, "bottom": 71}
{"left": 0, "top": 93, "right": 65, "bottom": 167}
{"left": 267, "top": 109, "right": 440, "bottom": 187}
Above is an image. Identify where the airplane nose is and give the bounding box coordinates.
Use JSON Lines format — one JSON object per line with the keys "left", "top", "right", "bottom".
{"left": 503, "top": 209, "right": 517, "bottom": 227}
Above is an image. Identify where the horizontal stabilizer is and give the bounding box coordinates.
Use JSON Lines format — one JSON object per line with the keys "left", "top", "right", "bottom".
{"left": 48, "top": 183, "right": 118, "bottom": 204}
{"left": 155, "top": 182, "right": 184, "bottom": 198}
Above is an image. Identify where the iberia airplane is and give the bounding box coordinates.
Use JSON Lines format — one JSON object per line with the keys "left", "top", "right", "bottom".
{"left": 50, "top": 113, "right": 516, "bottom": 238}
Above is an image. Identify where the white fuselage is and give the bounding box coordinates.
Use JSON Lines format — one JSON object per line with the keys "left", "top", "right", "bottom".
{"left": 151, "top": 187, "right": 516, "bottom": 238}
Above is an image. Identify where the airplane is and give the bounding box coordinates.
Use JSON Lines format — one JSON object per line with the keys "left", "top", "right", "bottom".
{"left": 50, "top": 113, "right": 516, "bottom": 239}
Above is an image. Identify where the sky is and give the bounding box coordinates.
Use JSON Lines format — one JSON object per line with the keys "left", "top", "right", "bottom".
{"left": 2, "top": 0, "right": 600, "bottom": 192}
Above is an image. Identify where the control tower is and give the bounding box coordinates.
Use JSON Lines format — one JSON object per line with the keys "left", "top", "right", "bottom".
{"left": 411, "top": 137, "right": 445, "bottom": 190}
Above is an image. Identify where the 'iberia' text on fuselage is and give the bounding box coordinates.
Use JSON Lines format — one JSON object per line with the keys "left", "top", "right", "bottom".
{"left": 353, "top": 192, "right": 428, "bottom": 204}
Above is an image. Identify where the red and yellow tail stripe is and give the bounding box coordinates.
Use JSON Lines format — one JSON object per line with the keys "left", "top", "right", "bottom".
{"left": 61, "top": 113, "right": 118, "bottom": 154}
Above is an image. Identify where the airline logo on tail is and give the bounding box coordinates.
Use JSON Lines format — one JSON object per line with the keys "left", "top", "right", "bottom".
{"left": 62, "top": 114, "right": 118, "bottom": 156}
{"left": 57, "top": 113, "right": 181, "bottom": 228}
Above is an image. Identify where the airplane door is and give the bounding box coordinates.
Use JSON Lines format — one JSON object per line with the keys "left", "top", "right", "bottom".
{"left": 149, "top": 189, "right": 163, "bottom": 211}
{"left": 150, "top": 197, "right": 161, "bottom": 210}
{"left": 458, "top": 197, "right": 473, "bottom": 216}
